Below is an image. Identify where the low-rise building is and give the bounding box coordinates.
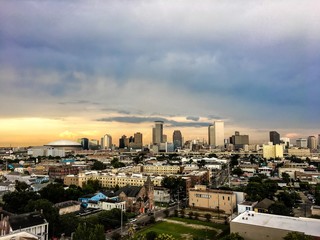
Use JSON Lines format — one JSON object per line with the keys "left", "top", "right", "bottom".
{"left": 87, "top": 198, "right": 126, "bottom": 212}
{"left": 54, "top": 201, "right": 81, "bottom": 215}
{"left": 231, "top": 210, "right": 320, "bottom": 240}
{"left": 188, "top": 185, "right": 236, "bottom": 214}
{"left": 237, "top": 201, "right": 258, "bottom": 214}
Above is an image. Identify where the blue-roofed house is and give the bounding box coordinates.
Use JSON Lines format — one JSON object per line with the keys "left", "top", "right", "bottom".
{"left": 78, "top": 192, "right": 107, "bottom": 208}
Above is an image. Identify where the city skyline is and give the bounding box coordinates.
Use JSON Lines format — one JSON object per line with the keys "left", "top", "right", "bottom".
{"left": 1, "top": 1, "right": 320, "bottom": 146}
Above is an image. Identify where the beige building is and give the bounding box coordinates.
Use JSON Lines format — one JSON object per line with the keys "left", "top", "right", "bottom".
{"left": 142, "top": 165, "right": 182, "bottom": 175}
{"left": 287, "top": 148, "right": 311, "bottom": 157}
{"left": 263, "top": 144, "right": 283, "bottom": 159}
{"left": 54, "top": 201, "right": 81, "bottom": 215}
{"left": 231, "top": 211, "right": 320, "bottom": 240}
{"left": 188, "top": 185, "right": 236, "bottom": 214}
{"left": 64, "top": 172, "right": 163, "bottom": 188}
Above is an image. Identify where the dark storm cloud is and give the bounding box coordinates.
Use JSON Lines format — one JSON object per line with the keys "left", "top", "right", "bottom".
{"left": 186, "top": 116, "right": 200, "bottom": 121}
{"left": 0, "top": 0, "right": 320, "bottom": 129}
{"left": 96, "top": 116, "right": 210, "bottom": 128}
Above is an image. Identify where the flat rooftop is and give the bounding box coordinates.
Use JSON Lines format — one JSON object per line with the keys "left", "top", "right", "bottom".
{"left": 232, "top": 211, "right": 320, "bottom": 237}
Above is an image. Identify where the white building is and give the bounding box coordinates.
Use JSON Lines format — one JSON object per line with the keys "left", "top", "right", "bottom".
{"left": 87, "top": 199, "right": 126, "bottom": 211}
{"left": 208, "top": 121, "right": 224, "bottom": 148}
{"left": 231, "top": 211, "right": 320, "bottom": 240}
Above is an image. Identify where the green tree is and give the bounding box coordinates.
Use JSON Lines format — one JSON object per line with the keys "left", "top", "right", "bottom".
{"left": 92, "top": 160, "right": 106, "bottom": 170}
{"left": 268, "top": 202, "right": 291, "bottom": 216}
{"left": 232, "top": 168, "right": 244, "bottom": 177}
{"left": 221, "top": 232, "right": 244, "bottom": 240}
{"left": 230, "top": 155, "right": 240, "bottom": 167}
{"left": 163, "top": 209, "right": 170, "bottom": 217}
{"left": 73, "top": 223, "right": 105, "bottom": 240}
{"left": 56, "top": 213, "right": 80, "bottom": 237}
{"left": 24, "top": 199, "right": 59, "bottom": 238}
{"left": 283, "top": 232, "right": 312, "bottom": 240}
{"left": 204, "top": 213, "right": 211, "bottom": 222}
{"left": 2, "top": 191, "right": 40, "bottom": 213}
{"left": 282, "top": 172, "right": 291, "bottom": 184}
{"left": 146, "top": 231, "right": 158, "bottom": 240}
{"left": 39, "top": 183, "right": 65, "bottom": 203}
{"left": 15, "top": 180, "right": 29, "bottom": 192}
{"left": 82, "top": 179, "right": 102, "bottom": 194}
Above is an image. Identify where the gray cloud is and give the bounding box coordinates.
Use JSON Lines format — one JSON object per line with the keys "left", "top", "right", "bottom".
{"left": 0, "top": 0, "right": 320, "bottom": 132}
{"left": 96, "top": 116, "right": 211, "bottom": 128}
{"left": 186, "top": 116, "right": 200, "bottom": 121}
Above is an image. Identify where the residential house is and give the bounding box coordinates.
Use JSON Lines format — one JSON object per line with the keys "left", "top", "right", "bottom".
{"left": 0, "top": 211, "right": 48, "bottom": 240}
{"left": 54, "top": 201, "right": 81, "bottom": 215}
{"left": 253, "top": 198, "right": 275, "bottom": 213}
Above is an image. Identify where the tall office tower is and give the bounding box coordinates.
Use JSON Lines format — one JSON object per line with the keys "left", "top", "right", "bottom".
{"left": 296, "top": 138, "right": 307, "bottom": 148}
{"left": 208, "top": 121, "right": 224, "bottom": 148}
{"left": 307, "top": 136, "right": 317, "bottom": 150}
{"left": 80, "top": 138, "right": 89, "bottom": 150}
{"left": 102, "top": 134, "right": 112, "bottom": 150}
{"left": 133, "top": 132, "right": 143, "bottom": 149}
{"left": 173, "top": 130, "right": 183, "bottom": 150}
{"left": 119, "top": 135, "right": 127, "bottom": 148}
{"left": 318, "top": 134, "right": 320, "bottom": 149}
{"left": 163, "top": 134, "right": 167, "bottom": 143}
{"left": 269, "top": 131, "right": 280, "bottom": 145}
{"left": 152, "top": 121, "right": 164, "bottom": 145}
{"left": 230, "top": 131, "right": 249, "bottom": 151}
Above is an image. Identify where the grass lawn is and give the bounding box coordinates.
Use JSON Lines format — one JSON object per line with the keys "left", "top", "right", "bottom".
{"left": 135, "top": 217, "right": 229, "bottom": 239}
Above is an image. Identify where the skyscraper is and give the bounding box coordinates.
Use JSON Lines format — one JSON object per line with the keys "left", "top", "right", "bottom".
{"left": 307, "top": 136, "right": 317, "bottom": 150}
{"left": 208, "top": 121, "right": 224, "bottom": 148}
{"left": 296, "top": 138, "right": 307, "bottom": 148}
{"left": 173, "top": 130, "right": 183, "bottom": 150}
{"left": 102, "top": 134, "right": 112, "bottom": 149}
{"left": 152, "top": 121, "right": 163, "bottom": 145}
{"left": 269, "top": 131, "right": 280, "bottom": 145}
{"left": 230, "top": 131, "right": 249, "bottom": 150}
{"left": 133, "top": 132, "right": 143, "bottom": 149}
{"left": 80, "top": 138, "right": 89, "bottom": 150}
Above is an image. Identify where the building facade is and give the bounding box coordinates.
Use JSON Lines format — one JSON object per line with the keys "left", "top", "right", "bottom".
{"left": 231, "top": 211, "right": 320, "bottom": 240}
{"left": 269, "top": 131, "right": 280, "bottom": 145}
{"left": 208, "top": 121, "right": 224, "bottom": 148}
{"left": 188, "top": 185, "right": 236, "bottom": 214}
{"left": 152, "top": 121, "right": 164, "bottom": 145}
{"left": 173, "top": 130, "right": 183, "bottom": 150}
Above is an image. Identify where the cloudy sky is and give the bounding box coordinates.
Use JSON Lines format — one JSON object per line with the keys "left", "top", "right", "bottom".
{"left": 1, "top": 0, "right": 319, "bottom": 146}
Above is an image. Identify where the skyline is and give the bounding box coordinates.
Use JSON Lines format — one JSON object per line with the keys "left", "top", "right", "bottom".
{"left": 1, "top": 1, "right": 320, "bottom": 146}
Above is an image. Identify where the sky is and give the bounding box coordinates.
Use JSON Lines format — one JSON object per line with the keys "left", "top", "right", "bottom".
{"left": 1, "top": 0, "right": 320, "bottom": 147}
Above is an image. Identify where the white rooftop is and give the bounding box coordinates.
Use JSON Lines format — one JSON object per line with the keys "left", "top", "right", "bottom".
{"left": 232, "top": 211, "right": 320, "bottom": 237}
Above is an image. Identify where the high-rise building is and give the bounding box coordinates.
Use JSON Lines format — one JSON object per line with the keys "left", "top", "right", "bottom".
{"left": 132, "top": 132, "right": 143, "bottom": 149}
{"left": 152, "top": 121, "right": 164, "bottom": 145}
{"left": 296, "top": 138, "right": 307, "bottom": 148}
{"left": 307, "top": 136, "right": 317, "bottom": 150}
{"left": 280, "top": 137, "right": 290, "bottom": 148}
{"left": 230, "top": 131, "right": 249, "bottom": 150}
{"left": 119, "top": 135, "right": 127, "bottom": 148}
{"left": 269, "top": 131, "right": 280, "bottom": 145}
{"left": 208, "top": 121, "right": 224, "bottom": 148}
{"left": 102, "top": 134, "right": 112, "bottom": 150}
{"left": 173, "top": 130, "right": 183, "bottom": 150}
{"left": 80, "top": 138, "right": 89, "bottom": 150}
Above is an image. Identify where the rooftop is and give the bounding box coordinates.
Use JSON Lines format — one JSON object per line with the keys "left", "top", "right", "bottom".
{"left": 232, "top": 211, "right": 320, "bottom": 237}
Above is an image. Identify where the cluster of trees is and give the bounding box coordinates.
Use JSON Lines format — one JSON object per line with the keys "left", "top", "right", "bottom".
{"left": 244, "top": 175, "right": 278, "bottom": 201}
{"left": 161, "top": 176, "right": 186, "bottom": 199}
{"left": 1, "top": 180, "right": 124, "bottom": 238}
